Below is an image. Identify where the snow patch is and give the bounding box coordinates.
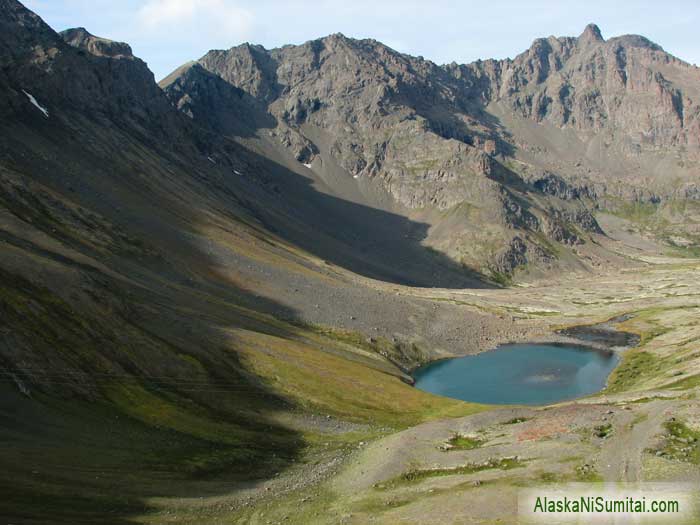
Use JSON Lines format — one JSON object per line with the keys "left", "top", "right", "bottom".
{"left": 353, "top": 174, "right": 359, "bottom": 179}
{"left": 233, "top": 170, "right": 242, "bottom": 175}
{"left": 22, "top": 90, "right": 49, "bottom": 118}
{"left": 303, "top": 163, "right": 313, "bottom": 169}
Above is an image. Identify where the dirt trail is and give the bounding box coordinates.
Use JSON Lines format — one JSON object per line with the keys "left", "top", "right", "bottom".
{"left": 332, "top": 407, "right": 532, "bottom": 494}
{"left": 599, "top": 400, "right": 671, "bottom": 481}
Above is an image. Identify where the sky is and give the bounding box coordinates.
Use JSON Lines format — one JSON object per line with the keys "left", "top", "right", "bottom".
{"left": 25, "top": 0, "right": 700, "bottom": 81}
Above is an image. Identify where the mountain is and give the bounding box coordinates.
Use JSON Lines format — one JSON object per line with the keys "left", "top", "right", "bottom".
{"left": 162, "top": 23, "right": 700, "bottom": 277}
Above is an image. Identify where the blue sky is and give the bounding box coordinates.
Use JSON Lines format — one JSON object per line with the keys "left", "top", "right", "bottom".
{"left": 25, "top": 0, "right": 700, "bottom": 81}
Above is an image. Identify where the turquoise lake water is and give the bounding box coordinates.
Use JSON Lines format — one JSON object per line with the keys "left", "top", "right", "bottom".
{"left": 413, "top": 343, "right": 619, "bottom": 405}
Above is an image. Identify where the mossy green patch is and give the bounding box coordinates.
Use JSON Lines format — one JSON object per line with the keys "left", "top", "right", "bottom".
{"left": 575, "top": 464, "right": 603, "bottom": 482}
{"left": 606, "top": 351, "right": 662, "bottom": 393}
{"left": 445, "top": 434, "right": 484, "bottom": 450}
{"left": 558, "top": 455, "right": 583, "bottom": 464}
{"left": 593, "top": 423, "right": 613, "bottom": 438}
{"left": 489, "top": 271, "right": 512, "bottom": 287}
{"left": 537, "top": 471, "right": 564, "bottom": 483}
{"left": 629, "top": 413, "right": 649, "bottom": 429}
{"left": 394, "top": 457, "right": 525, "bottom": 485}
{"left": 608, "top": 201, "right": 659, "bottom": 224}
{"left": 666, "top": 373, "right": 700, "bottom": 390}
{"left": 233, "top": 328, "right": 484, "bottom": 429}
{"left": 657, "top": 420, "right": 700, "bottom": 464}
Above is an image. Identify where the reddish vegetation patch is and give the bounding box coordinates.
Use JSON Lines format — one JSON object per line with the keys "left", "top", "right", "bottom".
{"left": 517, "top": 423, "right": 568, "bottom": 442}
{"left": 516, "top": 407, "right": 581, "bottom": 442}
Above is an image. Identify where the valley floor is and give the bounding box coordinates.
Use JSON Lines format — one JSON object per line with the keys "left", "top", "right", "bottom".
{"left": 124, "top": 219, "right": 700, "bottom": 524}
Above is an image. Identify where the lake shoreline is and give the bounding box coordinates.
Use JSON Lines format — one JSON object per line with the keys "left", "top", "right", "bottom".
{"left": 411, "top": 316, "right": 641, "bottom": 405}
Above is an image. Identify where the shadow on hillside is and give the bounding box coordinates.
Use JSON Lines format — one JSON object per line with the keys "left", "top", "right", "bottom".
{"left": 0, "top": 240, "right": 304, "bottom": 522}
{"left": 0, "top": 118, "right": 311, "bottom": 523}
{"left": 0, "top": 31, "right": 498, "bottom": 523}
{"left": 213, "top": 140, "right": 497, "bottom": 289}
{"left": 0, "top": 98, "right": 503, "bottom": 525}
{"left": 159, "top": 65, "right": 500, "bottom": 288}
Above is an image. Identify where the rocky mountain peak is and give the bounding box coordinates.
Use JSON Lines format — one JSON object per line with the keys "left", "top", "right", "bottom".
{"left": 60, "top": 27, "right": 133, "bottom": 58}
{"left": 158, "top": 60, "right": 199, "bottom": 88}
{"left": 115, "top": 14, "right": 700, "bottom": 275}
{"left": 322, "top": 32, "right": 350, "bottom": 43}
{"left": 578, "top": 23, "right": 604, "bottom": 45}
{"left": 199, "top": 41, "right": 279, "bottom": 102}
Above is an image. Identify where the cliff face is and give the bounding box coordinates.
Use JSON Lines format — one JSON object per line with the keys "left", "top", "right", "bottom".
{"left": 458, "top": 24, "right": 700, "bottom": 201}
{"left": 158, "top": 28, "right": 647, "bottom": 273}
{"left": 484, "top": 24, "right": 699, "bottom": 148}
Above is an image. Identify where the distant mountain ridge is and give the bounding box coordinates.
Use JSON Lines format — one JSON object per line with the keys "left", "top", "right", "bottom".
{"left": 180, "top": 23, "right": 700, "bottom": 194}
{"left": 160, "top": 23, "right": 700, "bottom": 275}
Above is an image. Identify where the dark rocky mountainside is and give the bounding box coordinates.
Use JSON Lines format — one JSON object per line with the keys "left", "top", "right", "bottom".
{"left": 0, "top": 4, "right": 177, "bottom": 132}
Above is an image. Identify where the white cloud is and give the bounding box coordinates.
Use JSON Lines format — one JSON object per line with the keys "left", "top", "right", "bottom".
{"left": 139, "top": 0, "right": 198, "bottom": 25}
{"left": 137, "top": 0, "right": 254, "bottom": 42}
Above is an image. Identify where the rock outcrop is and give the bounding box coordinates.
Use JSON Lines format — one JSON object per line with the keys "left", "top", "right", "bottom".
{"left": 60, "top": 27, "right": 133, "bottom": 58}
